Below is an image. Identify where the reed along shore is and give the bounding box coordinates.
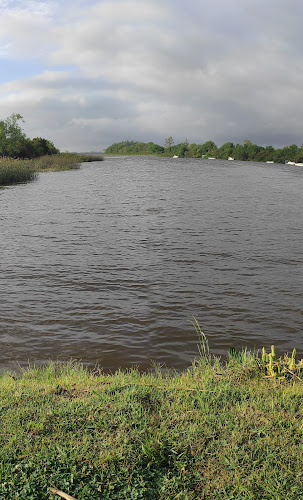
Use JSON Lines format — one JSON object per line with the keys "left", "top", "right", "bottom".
{"left": 0, "top": 153, "right": 104, "bottom": 186}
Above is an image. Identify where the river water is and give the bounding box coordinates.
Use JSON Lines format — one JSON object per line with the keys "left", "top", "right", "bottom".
{"left": 0, "top": 156, "right": 302, "bottom": 373}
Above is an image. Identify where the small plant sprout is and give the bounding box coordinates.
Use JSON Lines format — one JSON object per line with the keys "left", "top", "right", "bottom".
{"left": 261, "top": 345, "right": 303, "bottom": 381}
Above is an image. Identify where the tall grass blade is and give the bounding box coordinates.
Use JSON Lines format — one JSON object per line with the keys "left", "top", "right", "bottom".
{"left": 191, "top": 316, "right": 211, "bottom": 364}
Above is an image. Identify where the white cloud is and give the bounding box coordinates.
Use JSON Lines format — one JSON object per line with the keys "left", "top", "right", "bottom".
{"left": 1, "top": 0, "right": 303, "bottom": 150}
{"left": 0, "top": 1, "right": 56, "bottom": 58}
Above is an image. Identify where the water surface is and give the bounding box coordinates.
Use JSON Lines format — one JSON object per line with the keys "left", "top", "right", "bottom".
{"left": 1, "top": 156, "right": 302, "bottom": 372}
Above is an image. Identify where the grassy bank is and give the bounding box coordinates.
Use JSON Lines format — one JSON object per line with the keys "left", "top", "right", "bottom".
{"left": 32, "top": 153, "right": 104, "bottom": 172}
{"left": 0, "top": 343, "right": 303, "bottom": 499}
{"left": 0, "top": 158, "right": 37, "bottom": 185}
{"left": 0, "top": 153, "right": 104, "bottom": 185}
{"left": 31, "top": 154, "right": 82, "bottom": 172}
{"left": 77, "top": 154, "right": 104, "bottom": 163}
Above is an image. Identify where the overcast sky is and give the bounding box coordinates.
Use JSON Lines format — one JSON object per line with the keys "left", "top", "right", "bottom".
{"left": 1, "top": 0, "right": 303, "bottom": 152}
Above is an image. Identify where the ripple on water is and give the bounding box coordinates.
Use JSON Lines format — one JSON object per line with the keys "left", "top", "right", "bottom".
{"left": 0, "top": 157, "right": 303, "bottom": 372}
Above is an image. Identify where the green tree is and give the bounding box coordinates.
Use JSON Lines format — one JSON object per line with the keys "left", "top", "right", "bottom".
{"left": 246, "top": 143, "right": 262, "bottom": 161}
{"left": 217, "top": 142, "right": 234, "bottom": 159}
{"left": 164, "top": 136, "right": 174, "bottom": 150}
{"left": 273, "top": 148, "right": 285, "bottom": 164}
{"left": 263, "top": 146, "right": 275, "bottom": 162}
{"left": 104, "top": 140, "right": 165, "bottom": 155}
{"left": 243, "top": 139, "right": 252, "bottom": 146}
{"left": 0, "top": 114, "right": 59, "bottom": 159}
{"left": 200, "top": 140, "right": 217, "bottom": 155}
{"left": 29, "top": 137, "right": 59, "bottom": 157}
{"left": 0, "top": 113, "right": 27, "bottom": 158}
{"left": 186, "top": 143, "right": 201, "bottom": 158}
{"left": 233, "top": 144, "right": 247, "bottom": 161}
{"left": 282, "top": 144, "right": 299, "bottom": 163}
{"left": 177, "top": 140, "right": 189, "bottom": 157}
{"left": 146, "top": 142, "right": 165, "bottom": 154}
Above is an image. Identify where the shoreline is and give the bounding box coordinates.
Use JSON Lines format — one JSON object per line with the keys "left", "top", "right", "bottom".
{"left": 1, "top": 349, "right": 302, "bottom": 498}
{"left": 0, "top": 153, "right": 104, "bottom": 187}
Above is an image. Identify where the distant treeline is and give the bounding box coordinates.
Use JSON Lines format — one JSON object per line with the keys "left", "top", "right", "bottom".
{"left": 0, "top": 113, "right": 59, "bottom": 159}
{"left": 105, "top": 140, "right": 165, "bottom": 156}
{"left": 105, "top": 139, "right": 303, "bottom": 164}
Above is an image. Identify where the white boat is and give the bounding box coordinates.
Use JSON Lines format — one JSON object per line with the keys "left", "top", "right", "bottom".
{"left": 172, "top": 155, "right": 179, "bottom": 158}
{"left": 286, "top": 160, "right": 303, "bottom": 166}
{"left": 228, "top": 157, "right": 234, "bottom": 161}
{"left": 266, "top": 161, "right": 274, "bottom": 163}
{"left": 208, "top": 157, "right": 216, "bottom": 160}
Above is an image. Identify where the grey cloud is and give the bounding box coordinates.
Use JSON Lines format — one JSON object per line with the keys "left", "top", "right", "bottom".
{"left": 1, "top": 0, "right": 303, "bottom": 150}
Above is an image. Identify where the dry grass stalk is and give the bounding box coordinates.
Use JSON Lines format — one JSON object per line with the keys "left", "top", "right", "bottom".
{"left": 49, "top": 486, "right": 78, "bottom": 500}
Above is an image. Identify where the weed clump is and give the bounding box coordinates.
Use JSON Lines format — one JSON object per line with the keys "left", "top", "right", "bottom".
{"left": 0, "top": 157, "right": 37, "bottom": 185}
{"left": 0, "top": 152, "right": 104, "bottom": 186}
{"left": 261, "top": 345, "right": 303, "bottom": 381}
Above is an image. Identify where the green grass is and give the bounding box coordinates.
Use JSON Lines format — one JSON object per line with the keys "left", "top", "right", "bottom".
{"left": 33, "top": 153, "right": 104, "bottom": 171}
{"left": 77, "top": 154, "right": 104, "bottom": 162}
{"left": 0, "top": 153, "right": 104, "bottom": 185}
{"left": 32, "top": 153, "right": 94, "bottom": 172}
{"left": 0, "top": 344, "right": 302, "bottom": 499}
{"left": 0, "top": 158, "right": 37, "bottom": 185}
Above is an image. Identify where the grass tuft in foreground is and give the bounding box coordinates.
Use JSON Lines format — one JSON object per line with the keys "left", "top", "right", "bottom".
{"left": 0, "top": 341, "right": 303, "bottom": 499}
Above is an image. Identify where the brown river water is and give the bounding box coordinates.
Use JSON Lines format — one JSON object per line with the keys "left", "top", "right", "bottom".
{"left": 0, "top": 156, "right": 302, "bottom": 373}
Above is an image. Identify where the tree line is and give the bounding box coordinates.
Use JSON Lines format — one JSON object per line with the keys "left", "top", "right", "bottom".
{"left": 105, "top": 138, "right": 303, "bottom": 164}
{"left": 0, "top": 114, "right": 59, "bottom": 159}
{"left": 105, "top": 140, "right": 165, "bottom": 156}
